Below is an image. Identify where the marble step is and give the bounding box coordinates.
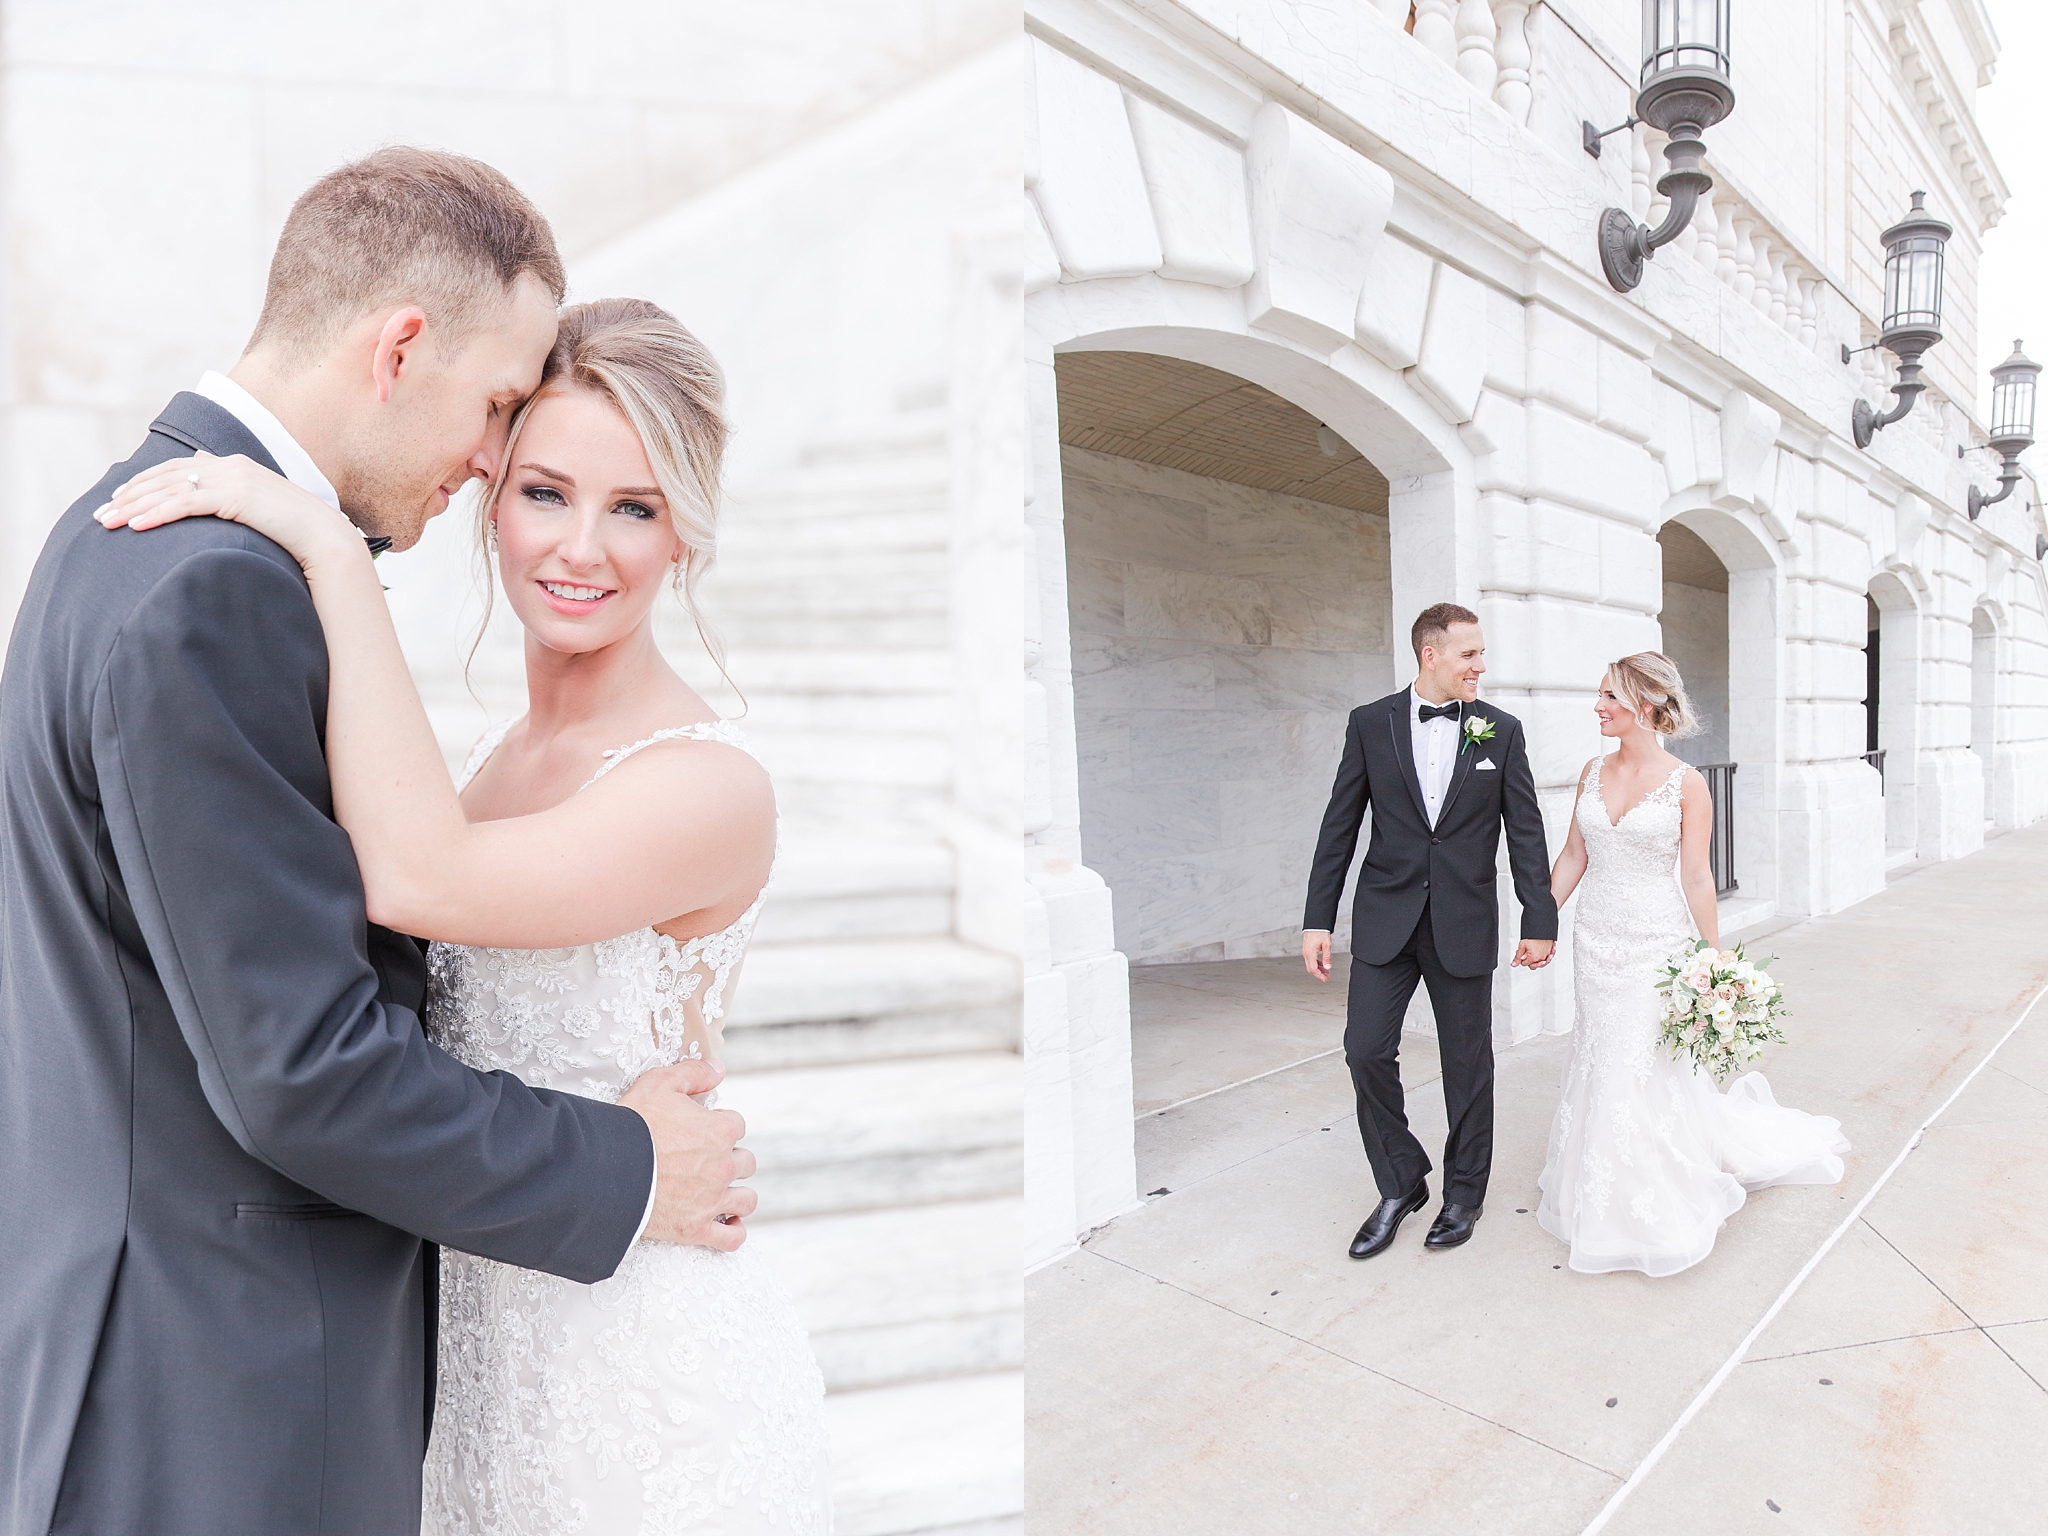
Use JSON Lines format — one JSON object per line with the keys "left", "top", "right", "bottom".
{"left": 756, "top": 835, "right": 954, "bottom": 945}
{"left": 725, "top": 939, "right": 1018, "bottom": 1069}
{"left": 733, "top": 460, "right": 946, "bottom": 520}
{"left": 721, "top": 1051, "right": 1021, "bottom": 1216}
{"left": 757, "top": 798, "right": 954, "bottom": 847}
{"left": 707, "top": 560, "right": 951, "bottom": 619}
{"left": 721, "top": 507, "right": 945, "bottom": 554}
{"left": 663, "top": 646, "right": 950, "bottom": 693}
{"left": 752, "top": 1197, "right": 1020, "bottom": 1390}
{"left": 713, "top": 611, "right": 951, "bottom": 651}
{"left": 717, "top": 691, "right": 954, "bottom": 737}
{"left": 729, "top": 939, "right": 1017, "bottom": 1030}
{"left": 741, "top": 729, "right": 951, "bottom": 789}
{"left": 793, "top": 406, "right": 948, "bottom": 467}
{"left": 825, "top": 1372, "right": 1021, "bottom": 1536}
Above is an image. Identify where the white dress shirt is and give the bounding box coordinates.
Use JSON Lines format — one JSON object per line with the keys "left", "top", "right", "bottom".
{"left": 192, "top": 371, "right": 663, "bottom": 1251}
{"left": 192, "top": 371, "right": 342, "bottom": 511}
{"left": 1410, "top": 687, "right": 1461, "bottom": 828}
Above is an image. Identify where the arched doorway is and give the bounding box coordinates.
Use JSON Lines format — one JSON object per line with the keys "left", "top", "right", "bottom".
{"left": 1055, "top": 350, "right": 1419, "bottom": 1110}
{"left": 1658, "top": 522, "right": 1731, "bottom": 767}
{"left": 1865, "top": 573, "right": 1921, "bottom": 859}
{"left": 1972, "top": 606, "right": 1999, "bottom": 831}
{"left": 1657, "top": 506, "right": 1782, "bottom": 912}
{"left": 1656, "top": 519, "right": 1737, "bottom": 896}
{"left": 1024, "top": 308, "right": 1474, "bottom": 1260}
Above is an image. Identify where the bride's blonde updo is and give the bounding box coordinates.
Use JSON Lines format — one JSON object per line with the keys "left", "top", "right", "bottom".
{"left": 1607, "top": 651, "right": 1699, "bottom": 738}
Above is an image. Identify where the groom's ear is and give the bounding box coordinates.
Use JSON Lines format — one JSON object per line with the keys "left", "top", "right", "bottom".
{"left": 368, "top": 307, "right": 431, "bottom": 404}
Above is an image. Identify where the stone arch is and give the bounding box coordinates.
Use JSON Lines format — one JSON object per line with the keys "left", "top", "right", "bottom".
{"left": 1654, "top": 496, "right": 1782, "bottom": 909}
{"left": 1039, "top": 319, "right": 1464, "bottom": 950}
{"left": 1023, "top": 300, "right": 1482, "bottom": 1245}
{"left": 1031, "top": 306, "right": 1475, "bottom": 864}
{"left": 1040, "top": 315, "right": 1474, "bottom": 626}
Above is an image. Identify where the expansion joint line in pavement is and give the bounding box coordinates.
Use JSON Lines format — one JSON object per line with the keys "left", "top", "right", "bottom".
{"left": 1861, "top": 1217, "right": 2048, "bottom": 1395}
{"left": 1087, "top": 1249, "right": 1624, "bottom": 1484}
{"left": 1577, "top": 977, "right": 2048, "bottom": 1536}
{"left": 1135, "top": 1047, "right": 1345, "bottom": 1121}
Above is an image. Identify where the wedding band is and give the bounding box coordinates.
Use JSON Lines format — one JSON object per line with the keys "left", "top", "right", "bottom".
{"left": 186, "top": 472, "right": 200, "bottom": 487}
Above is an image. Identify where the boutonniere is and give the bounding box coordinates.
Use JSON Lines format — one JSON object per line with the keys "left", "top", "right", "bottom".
{"left": 1461, "top": 715, "right": 1496, "bottom": 755}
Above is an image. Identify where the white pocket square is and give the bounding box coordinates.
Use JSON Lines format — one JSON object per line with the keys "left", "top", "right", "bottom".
{"left": 1474, "top": 759, "right": 1497, "bottom": 770}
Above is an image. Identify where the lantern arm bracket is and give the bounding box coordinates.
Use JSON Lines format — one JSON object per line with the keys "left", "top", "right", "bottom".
{"left": 1582, "top": 115, "right": 1639, "bottom": 159}
{"left": 1969, "top": 456, "right": 2026, "bottom": 520}
{"left": 1596, "top": 133, "right": 1713, "bottom": 292}
{"left": 1641, "top": 164, "right": 1709, "bottom": 256}
{"left": 1852, "top": 368, "right": 1927, "bottom": 450}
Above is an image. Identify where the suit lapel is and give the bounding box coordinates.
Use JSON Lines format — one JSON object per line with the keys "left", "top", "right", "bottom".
{"left": 1437, "top": 704, "right": 1484, "bottom": 822}
{"left": 1388, "top": 693, "right": 1430, "bottom": 825}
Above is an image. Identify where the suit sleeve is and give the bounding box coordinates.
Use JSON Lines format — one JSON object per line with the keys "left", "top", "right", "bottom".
{"left": 91, "top": 546, "right": 653, "bottom": 1283}
{"left": 1501, "top": 719, "right": 1559, "bottom": 941}
{"left": 1303, "top": 710, "right": 1370, "bottom": 933}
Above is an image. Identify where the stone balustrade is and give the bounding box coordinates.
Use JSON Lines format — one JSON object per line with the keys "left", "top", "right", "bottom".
{"left": 1369, "top": 0, "right": 1536, "bottom": 126}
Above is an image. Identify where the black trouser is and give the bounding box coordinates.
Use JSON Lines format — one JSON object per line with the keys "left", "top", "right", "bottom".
{"left": 1343, "top": 900, "right": 1495, "bottom": 1207}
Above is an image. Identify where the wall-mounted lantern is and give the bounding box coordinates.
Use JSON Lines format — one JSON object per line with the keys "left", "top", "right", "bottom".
{"left": 1587, "top": 0, "right": 1735, "bottom": 293}
{"left": 1960, "top": 341, "right": 2040, "bottom": 519}
{"left": 1846, "top": 192, "right": 1952, "bottom": 449}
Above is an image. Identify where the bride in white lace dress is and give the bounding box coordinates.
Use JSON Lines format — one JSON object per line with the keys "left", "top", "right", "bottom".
{"left": 1534, "top": 652, "right": 1848, "bottom": 1277}
{"left": 102, "top": 298, "right": 832, "bottom": 1530}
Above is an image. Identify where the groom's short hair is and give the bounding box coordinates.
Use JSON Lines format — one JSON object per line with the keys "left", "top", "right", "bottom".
{"left": 1411, "top": 602, "right": 1480, "bottom": 659}
{"left": 246, "top": 146, "right": 567, "bottom": 366}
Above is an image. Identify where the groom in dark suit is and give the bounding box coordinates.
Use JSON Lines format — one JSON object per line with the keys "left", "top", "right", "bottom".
{"left": 0, "top": 150, "right": 752, "bottom": 1536}
{"left": 1303, "top": 603, "right": 1557, "bottom": 1258}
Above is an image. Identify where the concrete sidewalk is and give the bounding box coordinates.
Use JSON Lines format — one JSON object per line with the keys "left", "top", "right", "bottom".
{"left": 1026, "top": 823, "right": 2048, "bottom": 1535}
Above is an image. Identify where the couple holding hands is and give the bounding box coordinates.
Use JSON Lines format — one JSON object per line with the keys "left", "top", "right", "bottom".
{"left": 1302, "top": 604, "right": 1847, "bottom": 1279}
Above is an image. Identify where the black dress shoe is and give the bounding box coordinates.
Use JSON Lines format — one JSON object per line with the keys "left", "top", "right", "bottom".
{"left": 1348, "top": 1179, "right": 1429, "bottom": 1260}
{"left": 1424, "top": 1202, "right": 1482, "bottom": 1249}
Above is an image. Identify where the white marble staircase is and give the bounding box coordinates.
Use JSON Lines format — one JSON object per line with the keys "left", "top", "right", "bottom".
{"left": 659, "top": 405, "right": 1022, "bottom": 1534}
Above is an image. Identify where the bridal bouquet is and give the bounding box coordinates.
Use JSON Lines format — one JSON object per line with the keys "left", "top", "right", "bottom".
{"left": 1654, "top": 940, "right": 1787, "bottom": 1084}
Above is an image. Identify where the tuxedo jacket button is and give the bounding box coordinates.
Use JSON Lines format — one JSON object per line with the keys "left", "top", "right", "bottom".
{"left": 1431, "top": 837, "right": 1441, "bottom": 845}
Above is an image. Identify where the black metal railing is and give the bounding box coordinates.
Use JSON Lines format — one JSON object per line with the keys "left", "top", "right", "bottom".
{"left": 1698, "top": 762, "right": 1738, "bottom": 895}
{"left": 1863, "top": 748, "right": 1887, "bottom": 784}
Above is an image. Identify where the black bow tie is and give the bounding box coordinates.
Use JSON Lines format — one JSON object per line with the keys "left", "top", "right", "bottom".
{"left": 1418, "top": 701, "right": 1461, "bottom": 722}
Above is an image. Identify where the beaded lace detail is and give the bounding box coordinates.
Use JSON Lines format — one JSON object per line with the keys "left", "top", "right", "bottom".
{"left": 1535, "top": 754, "right": 1848, "bottom": 1277}
{"left": 421, "top": 721, "right": 830, "bottom": 1535}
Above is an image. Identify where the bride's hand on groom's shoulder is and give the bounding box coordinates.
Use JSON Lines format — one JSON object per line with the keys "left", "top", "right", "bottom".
{"left": 96, "top": 452, "right": 363, "bottom": 573}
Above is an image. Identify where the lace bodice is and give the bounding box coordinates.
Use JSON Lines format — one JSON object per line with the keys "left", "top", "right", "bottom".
{"left": 1566, "top": 755, "right": 1692, "bottom": 1084}
{"left": 1574, "top": 755, "right": 1690, "bottom": 925}
{"left": 424, "top": 720, "right": 771, "bottom": 1097}
{"left": 419, "top": 719, "right": 832, "bottom": 1535}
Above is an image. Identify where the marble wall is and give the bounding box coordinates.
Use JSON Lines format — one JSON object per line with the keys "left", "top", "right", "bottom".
{"left": 1063, "top": 447, "right": 1394, "bottom": 964}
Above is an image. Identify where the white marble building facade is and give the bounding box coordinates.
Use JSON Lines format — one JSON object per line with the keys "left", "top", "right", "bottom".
{"left": 1023, "top": 0, "right": 2048, "bottom": 1267}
